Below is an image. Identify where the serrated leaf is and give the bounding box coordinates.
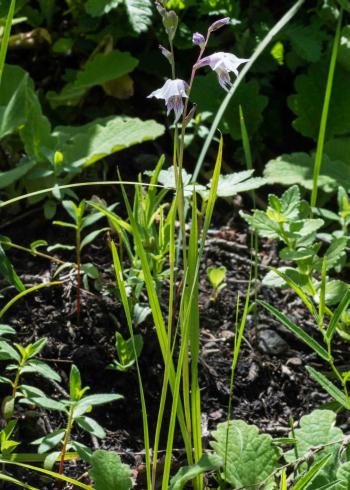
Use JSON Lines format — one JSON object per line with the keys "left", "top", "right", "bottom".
{"left": 124, "top": 0, "right": 153, "bottom": 33}
{"left": 338, "top": 26, "right": 350, "bottom": 72}
{"left": 85, "top": 0, "right": 123, "bottom": 17}
{"left": 286, "top": 21, "right": 324, "bottom": 62}
{"left": 214, "top": 170, "right": 265, "bottom": 197}
{"left": 240, "top": 210, "right": 280, "bottom": 239}
{"left": 336, "top": 461, "right": 350, "bottom": 489}
{"left": 53, "top": 116, "right": 164, "bottom": 170}
{"left": 264, "top": 152, "right": 350, "bottom": 192}
{"left": 192, "top": 75, "right": 268, "bottom": 140}
{"left": 285, "top": 409, "right": 344, "bottom": 488}
{"left": 169, "top": 453, "right": 223, "bottom": 490}
{"left": 89, "top": 450, "right": 132, "bottom": 490}
{"left": 285, "top": 409, "right": 344, "bottom": 463}
{"left": 210, "top": 420, "right": 280, "bottom": 488}
{"left": 288, "top": 63, "right": 350, "bottom": 140}
{"left": 47, "top": 51, "right": 138, "bottom": 107}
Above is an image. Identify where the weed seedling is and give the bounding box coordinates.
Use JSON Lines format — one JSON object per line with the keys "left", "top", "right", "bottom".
{"left": 207, "top": 266, "right": 227, "bottom": 302}
{"left": 29, "top": 364, "right": 122, "bottom": 473}
{"left": 0, "top": 335, "right": 61, "bottom": 420}
{"left": 53, "top": 199, "right": 108, "bottom": 321}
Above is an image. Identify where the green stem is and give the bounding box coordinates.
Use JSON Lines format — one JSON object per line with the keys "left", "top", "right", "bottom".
{"left": 76, "top": 229, "right": 81, "bottom": 322}
{"left": 59, "top": 404, "right": 74, "bottom": 475}
{"left": 0, "top": 240, "right": 72, "bottom": 268}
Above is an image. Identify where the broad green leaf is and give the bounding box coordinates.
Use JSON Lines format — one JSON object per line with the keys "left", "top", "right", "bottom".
{"left": 210, "top": 420, "right": 280, "bottom": 488}
{"left": 324, "top": 137, "right": 350, "bottom": 167}
{"left": 192, "top": 75, "right": 268, "bottom": 140}
{"left": 89, "top": 450, "right": 132, "bottom": 490}
{"left": 85, "top": 0, "right": 123, "bottom": 16}
{"left": 240, "top": 210, "right": 280, "bottom": 239}
{"left": 75, "top": 416, "right": 106, "bottom": 439}
{"left": 124, "top": 0, "right": 153, "bottom": 33}
{"left": 207, "top": 266, "right": 226, "bottom": 289}
{"left": 214, "top": 170, "right": 265, "bottom": 197}
{"left": 47, "top": 51, "right": 138, "bottom": 107}
{"left": 169, "top": 453, "right": 223, "bottom": 490}
{"left": 338, "top": 26, "right": 350, "bottom": 71}
{"left": 306, "top": 367, "right": 350, "bottom": 409}
{"left": 258, "top": 301, "right": 328, "bottom": 360}
{"left": 285, "top": 409, "right": 344, "bottom": 488}
{"left": 0, "top": 325, "right": 15, "bottom": 336}
{"left": 336, "top": 461, "right": 350, "bottom": 489}
{"left": 264, "top": 152, "right": 350, "bottom": 192}
{"left": 315, "top": 238, "right": 348, "bottom": 271}
{"left": 53, "top": 116, "right": 165, "bottom": 170}
{"left": 262, "top": 267, "right": 309, "bottom": 288}
{"left": 285, "top": 21, "right": 324, "bottom": 62}
{"left": 0, "top": 65, "right": 28, "bottom": 139}
{"left": 288, "top": 63, "right": 350, "bottom": 140}
{"left": 0, "top": 161, "right": 36, "bottom": 189}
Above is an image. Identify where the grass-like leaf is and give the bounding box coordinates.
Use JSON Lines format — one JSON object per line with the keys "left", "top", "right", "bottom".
{"left": 306, "top": 366, "right": 350, "bottom": 409}
{"left": 258, "top": 301, "right": 329, "bottom": 361}
{"left": 325, "top": 289, "right": 350, "bottom": 343}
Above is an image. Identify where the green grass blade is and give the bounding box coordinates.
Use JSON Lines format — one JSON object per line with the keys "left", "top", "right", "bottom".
{"left": 119, "top": 179, "right": 193, "bottom": 465}
{"left": 0, "top": 181, "right": 165, "bottom": 210}
{"left": 0, "top": 473, "right": 38, "bottom": 490}
{"left": 110, "top": 241, "right": 151, "bottom": 490}
{"left": 0, "top": 459, "right": 93, "bottom": 490}
{"left": 0, "top": 282, "right": 62, "bottom": 318}
{"left": 311, "top": 9, "right": 343, "bottom": 209}
{"left": 270, "top": 267, "right": 319, "bottom": 322}
{"left": 192, "top": 0, "right": 305, "bottom": 184}
{"left": 306, "top": 366, "right": 350, "bottom": 409}
{"left": 162, "top": 136, "right": 223, "bottom": 490}
{"left": 0, "top": 0, "right": 16, "bottom": 86}
{"left": 319, "top": 257, "right": 327, "bottom": 329}
{"left": 325, "top": 289, "right": 350, "bottom": 343}
{"left": 258, "top": 300, "right": 329, "bottom": 361}
{"left": 291, "top": 454, "right": 331, "bottom": 490}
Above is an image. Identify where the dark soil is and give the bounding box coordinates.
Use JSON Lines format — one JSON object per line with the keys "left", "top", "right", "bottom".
{"left": 1, "top": 216, "right": 349, "bottom": 489}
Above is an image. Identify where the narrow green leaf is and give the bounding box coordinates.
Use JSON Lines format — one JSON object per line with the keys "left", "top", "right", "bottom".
{"left": 306, "top": 366, "right": 350, "bottom": 409}
{"left": 325, "top": 289, "right": 350, "bottom": 342}
{"left": 291, "top": 455, "right": 331, "bottom": 490}
{"left": 258, "top": 301, "right": 329, "bottom": 361}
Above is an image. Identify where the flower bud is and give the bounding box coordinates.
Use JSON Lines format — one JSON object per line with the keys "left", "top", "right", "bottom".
{"left": 208, "top": 17, "right": 230, "bottom": 33}
{"left": 192, "top": 32, "right": 205, "bottom": 48}
{"left": 163, "top": 10, "right": 178, "bottom": 41}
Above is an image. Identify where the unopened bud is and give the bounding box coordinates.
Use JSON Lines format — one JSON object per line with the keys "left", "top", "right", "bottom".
{"left": 163, "top": 10, "right": 178, "bottom": 41}
{"left": 159, "top": 44, "right": 173, "bottom": 63}
{"left": 208, "top": 17, "right": 230, "bottom": 33}
{"left": 155, "top": 1, "right": 166, "bottom": 16}
{"left": 192, "top": 32, "right": 205, "bottom": 48}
